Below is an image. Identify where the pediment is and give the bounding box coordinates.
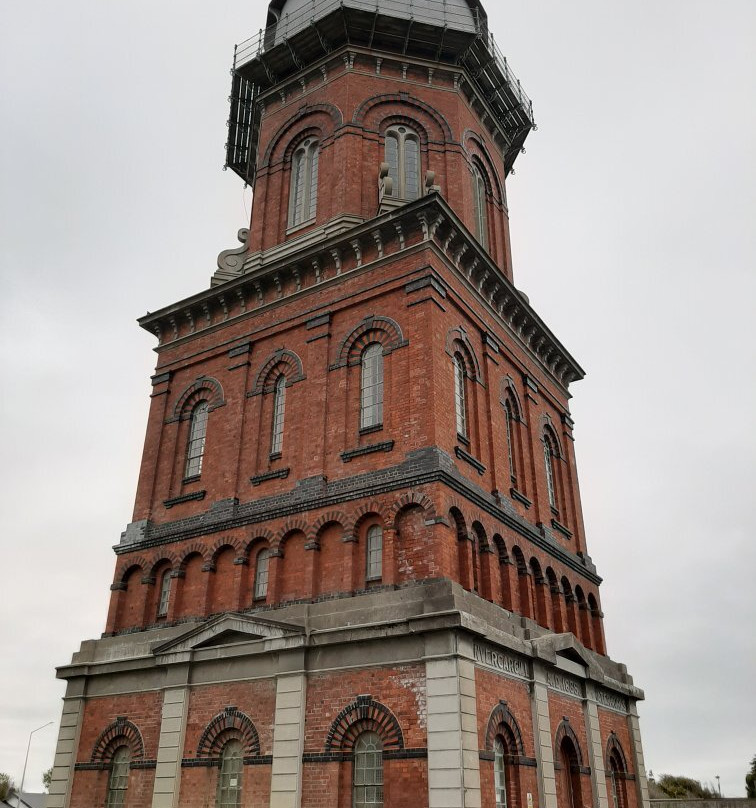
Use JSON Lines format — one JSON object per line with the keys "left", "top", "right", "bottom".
{"left": 531, "top": 633, "right": 595, "bottom": 669}
{"left": 153, "top": 613, "right": 304, "bottom": 656}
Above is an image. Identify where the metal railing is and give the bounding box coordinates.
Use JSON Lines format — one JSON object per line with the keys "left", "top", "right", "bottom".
{"left": 235, "top": 0, "right": 480, "bottom": 68}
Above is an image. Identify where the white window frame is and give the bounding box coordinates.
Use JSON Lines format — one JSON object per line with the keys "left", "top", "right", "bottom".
{"left": 385, "top": 126, "right": 420, "bottom": 201}
{"left": 353, "top": 731, "right": 383, "bottom": 808}
{"left": 185, "top": 400, "right": 209, "bottom": 479}
{"left": 216, "top": 739, "right": 243, "bottom": 808}
{"left": 494, "top": 736, "right": 508, "bottom": 808}
{"left": 289, "top": 138, "right": 319, "bottom": 227}
{"left": 254, "top": 549, "right": 270, "bottom": 600}
{"left": 366, "top": 525, "right": 383, "bottom": 581}
{"left": 270, "top": 374, "right": 287, "bottom": 455}
{"left": 360, "top": 343, "right": 384, "bottom": 430}
{"left": 454, "top": 353, "right": 468, "bottom": 439}
{"left": 157, "top": 570, "right": 172, "bottom": 617}
{"left": 472, "top": 164, "right": 489, "bottom": 248}
{"left": 105, "top": 746, "right": 130, "bottom": 808}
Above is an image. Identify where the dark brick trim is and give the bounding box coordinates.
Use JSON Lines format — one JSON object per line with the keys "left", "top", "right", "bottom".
{"left": 306, "top": 313, "right": 332, "bottom": 329}
{"left": 75, "top": 760, "right": 158, "bottom": 771}
{"left": 151, "top": 372, "right": 171, "bottom": 386}
{"left": 115, "top": 449, "right": 601, "bottom": 585}
{"left": 341, "top": 441, "right": 394, "bottom": 462}
{"left": 551, "top": 518, "right": 572, "bottom": 538}
{"left": 405, "top": 275, "right": 447, "bottom": 297}
{"left": 164, "top": 491, "right": 206, "bottom": 508}
{"left": 510, "top": 488, "right": 532, "bottom": 508}
{"left": 455, "top": 446, "right": 485, "bottom": 475}
{"left": 251, "top": 468, "right": 290, "bottom": 486}
{"left": 302, "top": 748, "right": 426, "bottom": 764}
{"left": 228, "top": 342, "right": 252, "bottom": 358}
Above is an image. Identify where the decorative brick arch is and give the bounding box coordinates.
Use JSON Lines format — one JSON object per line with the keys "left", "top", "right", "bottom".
{"left": 541, "top": 416, "right": 564, "bottom": 458}
{"left": 349, "top": 503, "right": 388, "bottom": 537}
{"left": 171, "top": 376, "right": 225, "bottom": 421}
{"left": 333, "top": 315, "right": 407, "bottom": 368}
{"left": 244, "top": 530, "right": 274, "bottom": 554}
{"left": 554, "top": 718, "right": 585, "bottom": 768}
{"left": 263, "top": 103, "right": 343, "bottom": 166}
{"left": 178, "top": 543, "right": 210, "bottom": 568}
{"left": 325, "top": 695, "right": 404, "bottom": 752}
{"left": 484, "top": 701, "right": 525, "bottom": 755}
{"left": 463, "top": 130, "right": 505, "bottom": 204}
{"left": 389, "top": 492, "right": 438, "bottom": 529}
{"left": 275, "top": 519, "right": 311, "bottom": 551}
{"left": 354, "top": 93, "right": 453, "bottom": 142}
{"left": 116, "top": 561, "right": 147, "bottom": 587}
{"left": 251, "top": 349, "right": 305, "bottom": 395}
{"left": 148, "top": 556, "right": 175, "bottom": 579}
{"left": 605, "top": 732, "right": 629, "bottom": 773}
{"left": 312, "top": 511, "right": 348, "bottom": 538}
{"left": 210, "top": 538, "right": 243, "bottom": 562}
{"left": 91, "top": 717, "right": 145, "bottom": 763}
{"left": 445, "top": 327, "right": 482, "bottom": 382}
{"left": 500, "top": 376, "right": 523, "bottom": 417}
{"left": 196, "top": 706, "right": 261, "bottom": 758}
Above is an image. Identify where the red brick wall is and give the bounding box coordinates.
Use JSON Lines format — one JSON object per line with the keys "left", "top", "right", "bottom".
{"left": 550, "top": 693, "right": 594, "bottom": 808}
{"left": 301, "top": 664, "right": 427, "bottom": 808}
{"left": 475, "top": 668, "right": 539, "bottom": 808}
{"left": 70, "top": 693, "right": 162, "bottom": 808}
{"left": 598, "top": 709, "right": 639, "bottom": 808}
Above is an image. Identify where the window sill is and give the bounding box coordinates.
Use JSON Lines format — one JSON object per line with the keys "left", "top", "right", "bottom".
{"left": 250, "top": 468, "right": 290, "bottom": 486}
{"left": 269, "top": 451, "right": 282, "bottom": 462}
{"left": 182, "top": 474, "right": 201, "bottom": 485}
{"left": 454, "top": 445, "right": 485, "bottom": 475}
{"left": 286, "top": 217, "right": 316, "bottom": 236}
{"left": 359, "top": 423, "right": 384, "bottom": 436}
{"left": 341, "top": 440, "right": 394, "bottom": 463}
{"left": 551, "top": 518, "right": 573, "bottom": 539}
{"left": 164, "top": 490, "right": 206, "bottom": 509}
{"left": 456, "top": 433, "right": 470, "bottom": 447}
{"left": 510, "top": 487, "right": 532, "bottom": 509}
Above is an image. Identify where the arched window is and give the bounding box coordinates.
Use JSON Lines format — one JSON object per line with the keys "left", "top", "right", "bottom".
{"left": 254, "top": 549, "right": 270, "bottom": 600}
{"left": 503, "top": 396, "right": 518, "bottom": 485}
{"left": 472, "top": 164, "right": 489, "bottom": 248}
{"left": 185, "top": 400, "right": 209, "bottom": 478}
{"left": 105, "top": 745, "right": 130, "bottom": 808}
{"left": 157, "top": 570, "right": 172, "bottom": 618}
{"left": 270, "top": 374, "right": 286, "bottom": 455}
{"left": 543, "top": 431, "right": 558, "bottom": 511}
{"left": 289, "top": 138, "right": 319, "bottom": 227}
{"left": 385, "top": 126, "right": 420, "bottom": 201}
{"left": 454, "top": 353, "right": 468, "bottom": 439}
{"left": 607, "top": 746, "right": 628, "bottom": 808}
{"left": 494, "top": 736, "right": 508, "bottom": 808}
{"left": 216, "top": 739, "right": 243, "bottom": 808}
{"left": 360, "top": 343, "right": 384, "bottom": 430}
{"left": 353, "top": 731, "right": 383, "bottom": 808}
{"left": 366, "top": 525, "right": 383, "bottom": 581}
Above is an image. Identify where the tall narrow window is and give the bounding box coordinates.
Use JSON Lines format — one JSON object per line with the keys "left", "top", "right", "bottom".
{"left": 289, "top": 138, "right": 319, "bottom": 227}
{"left": 366, "top": 525, "right": 383, "bottom": 581}
{"left": 360, "top": 343, "right": 384, "bottom": 430}
{"left": 185, "top": 400, "right": 209, "bottom": 478}
{"left": 543, "top": 433, "right": 557, "bottom": 510}
{"left": 504, "top": 400, "right": 515, "bottom": 483}
{"left": 454, "top": 353, "right": 468, "bottom": 438}
{"left": 472, "top": 165, "right": 489, "bottom": 248}
{"left": 271, "top": 374, "right": 286, "bottom": 455}
{"left": 494, "top": 737, "right": 508, "bottom": 808}
{"left": 254, "top": 549, "right": 270, "bottom": 600}
{"left": 157, "top": 570, "right": 172, "bottom": 618}
{"left": 353, "top": 731, "right": 383, "bottom": 808}
{"left": 105, "top": 746, "right": 130, "bottom": 808}
{"left": 216, "top": 739, "right": 243, "bottom": 808}
{"left": 385, "top": 127, "right": 420, "bottom": 201}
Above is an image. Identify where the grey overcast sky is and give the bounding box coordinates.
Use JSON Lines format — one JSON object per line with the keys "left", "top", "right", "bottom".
{"left": 1, "top": 0, "right": 754, "bottom": 797}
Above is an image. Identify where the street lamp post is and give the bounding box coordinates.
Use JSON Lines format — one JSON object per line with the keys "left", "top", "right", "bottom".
{"left": 716, "top": 775, "right": 721, "bottom": 798}
{"left": 17, "top": 722, "right": 53, "bottom": 808}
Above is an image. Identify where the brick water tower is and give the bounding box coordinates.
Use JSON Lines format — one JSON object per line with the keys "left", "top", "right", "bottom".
{"left": 47, "top": 1, "right": 651, "bottom": 807}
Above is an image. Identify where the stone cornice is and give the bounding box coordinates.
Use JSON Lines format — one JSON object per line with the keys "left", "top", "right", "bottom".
{"left": 139, "top": 194, "right": 584, "bottom": 391}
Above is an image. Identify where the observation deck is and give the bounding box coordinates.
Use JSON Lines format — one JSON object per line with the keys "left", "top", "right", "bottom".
{"left": 226, "top": 0, "right": 535, "bottom": 183}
